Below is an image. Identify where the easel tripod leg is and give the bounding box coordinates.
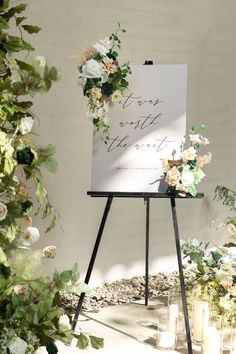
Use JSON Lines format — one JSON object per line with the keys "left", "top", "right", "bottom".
{"left": 145, "top": 197, "right": 150, "bottom": 306}
{"left": 72, "top": 196, "right": 113, "bottom": 330}
{"left": 170, "top": 197, "right": 193, "bottom": 354}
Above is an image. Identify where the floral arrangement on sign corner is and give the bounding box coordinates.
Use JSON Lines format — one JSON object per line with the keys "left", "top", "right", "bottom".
{"left": 0, "top": 1, "right": 103, "bottom": 353}
{"left": 77, "top": 23, "right": 131, "bottom": 143}
{"left": 162, "top": 124, "right": 212, "bottom": 197}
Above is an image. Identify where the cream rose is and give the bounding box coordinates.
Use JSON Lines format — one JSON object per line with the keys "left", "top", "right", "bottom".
{"left": 82, "top": 59, "right": 103, "bottom": 79}
{"left": 0, "top": 201, "right": 7, "bottom": 221}
{"left": 42, "top": 245, "right": 57, "bottom": 259}
{"left": 19, "top": 116, "right": 34, "bottom": 135}
{"left": 90, "top": 87, "right": 102, "bottom": 101}
{"left": 165, "top": 166, "right": 181, "bottom": 186}
{"left": 13, "top": 284, "right": 29, "bottom": 296}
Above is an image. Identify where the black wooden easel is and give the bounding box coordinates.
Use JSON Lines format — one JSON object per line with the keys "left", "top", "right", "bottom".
{"left": 72, "top": 191, "right": 204, "bottom": 354}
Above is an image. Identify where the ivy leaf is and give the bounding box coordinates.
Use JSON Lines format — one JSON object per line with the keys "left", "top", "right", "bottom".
{"left": 76, "top": 333, "right": 89, "bottom": 350}
{"left": 89, "top": 335, "right": 104, "bottom": 349}
{"left": 16, "top": 59, "right": 34, "bottom": 71}
{"left": 0, "top": 15, "right": 8, "bottom": 29}
{"left": 223, "top": 242, "right": 236, "bottom": 248}
{"left": 22, "top": 24, "right": 41, "bottom": 34}
{"left": 2, "top": 4, "right": 27, "bottom": 21}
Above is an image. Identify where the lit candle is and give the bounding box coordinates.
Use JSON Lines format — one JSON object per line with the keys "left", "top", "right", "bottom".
{"left": 169, "top": 304, "right": 179, "bottom": 332}
{"left": 157, "top": 331, "right": 176, "bottom": 349}
{"left": 192, "top": 300, "right": 209, "bottom": 342}
{"left": 203, "top": 326, "right": 221, "bottom": 354}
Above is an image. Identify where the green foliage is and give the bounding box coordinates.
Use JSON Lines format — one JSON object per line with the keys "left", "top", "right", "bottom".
{"left": 214, "top": 185, "right": 236, "bottom": 211}
{"left": 181, "top": 238, "right": 236, "bottom": 323}
{"left": 0, "top": 2, "right": 104, "bottom": 352}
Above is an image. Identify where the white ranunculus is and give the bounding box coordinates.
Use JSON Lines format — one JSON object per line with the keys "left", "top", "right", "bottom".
{"left": 19, "top": 116, "right": 34, "bottom": 135}
{"left": 182, "top": 147, "right": 197, "bottom": 161}
{"left": 99, "top": 37, "right": 112, "bottom": 50}
{"left": 0, "top": 201, "right": 7, "bottom": 221}
{"left": 82, "top": 59, "right": 103, "bottom": 79}
{"left": 8, "top": 337, "right": 27, "bottom": 354}
{"left": 22, "top": 226, "right": 40, "bottom": 247}
{"left": 181, "top": 171, "right": 195, "bottom": 187}
{"left": 36, "top": 55, "right": 46, "bottom": 67}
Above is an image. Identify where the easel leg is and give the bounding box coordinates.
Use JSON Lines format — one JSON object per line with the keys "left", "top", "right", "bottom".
{"left": 72, "top": 196, "right": 113, "bottom": 330}
{"left": 170, "top": 197, "right": 193, "bottom": 354}
{"left": 145, "top": 197, "right": 150, "bottom": 306}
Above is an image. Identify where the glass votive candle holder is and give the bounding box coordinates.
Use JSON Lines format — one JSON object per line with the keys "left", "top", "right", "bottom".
{"left": 156, "top": 319, "right": 176, "bottom": 350}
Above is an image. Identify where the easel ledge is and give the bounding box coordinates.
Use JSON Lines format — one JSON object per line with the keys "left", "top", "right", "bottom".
{"left": 87, "top": 191, "right": 204, "bottom": 198}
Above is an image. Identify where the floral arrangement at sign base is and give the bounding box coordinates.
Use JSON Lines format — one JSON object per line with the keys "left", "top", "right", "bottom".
{"left": 181, "top": 186, "right": 236, "bottom": 338}
{"left": 0, "top": 1, "right": 103, "bottom": 353}
{"left": 77, "top": 23, "right": 131, "bottom": 143}
{"left": 162, "top": 124, "right": 212, "bottom": 197}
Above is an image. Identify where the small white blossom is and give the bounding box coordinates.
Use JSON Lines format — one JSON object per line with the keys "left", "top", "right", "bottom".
{"left": 0, "top": 201, "right": 7, "bottom": 221}
{"left": 19, "top": 116, "right": 34, "bottom": 135}
{"left": 22, "top": 226, "right": 40, "bottom": 247}
{"left": 13, "top": 284, "right": 29, "bottom": 296}
{"left": 182, "top": 147, "right": 197, "bottom": 161}
{"left": 36, "top": 56, "right": 46, "bottom": 67}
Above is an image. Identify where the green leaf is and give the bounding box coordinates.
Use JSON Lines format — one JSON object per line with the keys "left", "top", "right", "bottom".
{"left": 16, "top": 59, "right": 34, "bottom": 71}
{"left": 0, "top": 16, "right": 8, "bottom": 29}
{"left": 15, "top": 16, "right": 26, "bottom": 26}
{"left": 223, "top": 242, "right": 236, "bottom": 248}
{"left": 48, "top": 67, "right": 59, "bottom": 81}
{"left": 43, "top": 158, "right": 58, "bottom": 173}
{"left": 45, "top": 214, "right": 56, "bottom": 233}
{"left": 0, "top": 247, "right": 9, "bottom": 267}
{"left": 46, "top": 341, "right": 58, "bottom": 354}
{"left": 22, "top": 24, "right": 41, "bottom": 34}
{"left": 211, "top": 250, "right": 222, "bottom": 264}
{"left": 89, "top": 335, "right": 104, "bottom": 349}
{"left": 76, "top": 333, "right": 89, "bottom": 350}
{"left": 2, "top": 4, "right": 27, "bottom": 21}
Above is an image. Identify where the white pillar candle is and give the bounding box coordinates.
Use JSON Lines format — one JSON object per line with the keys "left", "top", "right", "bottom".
{"left": 157, "top": 331, "right": 176, "bottom": 349}
{"left": 203, "top": 326, "right": 221, "bottom": 354}
{"left": 232, "top": 338, "right": 236, "bottom": 354}
{"left": 169, "top": 304, "right": 179, "bottom": 332}
{"left": 192, "top": 300, "right": 209, "bottom": 342}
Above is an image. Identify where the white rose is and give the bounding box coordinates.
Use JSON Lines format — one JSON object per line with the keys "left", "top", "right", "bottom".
{"left": 181, "top": 171, "right": 194, "bottom": 187}
{"left": 19, "top": 116, "right": 34, "bottom": 135}
{"left": 8, "top": 337, "right": 27, "bottom": 354}
{"left": 36, "top": 56, "right": 46, "bottom": 67}
{"left": 0, "top": 201, "right": 7, "bottom": 221}
{"left": 22, "top": 226, "right": 40, "bottom": 247}
{"left": 82, "top": 59, "right": 103, "bottom": 79}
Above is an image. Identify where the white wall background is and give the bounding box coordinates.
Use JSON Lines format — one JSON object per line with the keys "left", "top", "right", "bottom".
{"left": 18, "top": 0, "right": 236, "bottom": 286}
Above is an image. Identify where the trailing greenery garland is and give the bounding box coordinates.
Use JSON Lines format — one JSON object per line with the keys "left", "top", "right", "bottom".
{"left": 0, "top": 1, "right": 103, "bottom": 353}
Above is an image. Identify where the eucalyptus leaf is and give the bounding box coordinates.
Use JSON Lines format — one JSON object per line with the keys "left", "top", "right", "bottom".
{"left": 76, "top": 333, "right": 89, "bottom": 350}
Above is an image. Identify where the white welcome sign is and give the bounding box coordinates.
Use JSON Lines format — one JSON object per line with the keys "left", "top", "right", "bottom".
{"left": 91, "top": 65, "right": 187, "bottom": 193}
